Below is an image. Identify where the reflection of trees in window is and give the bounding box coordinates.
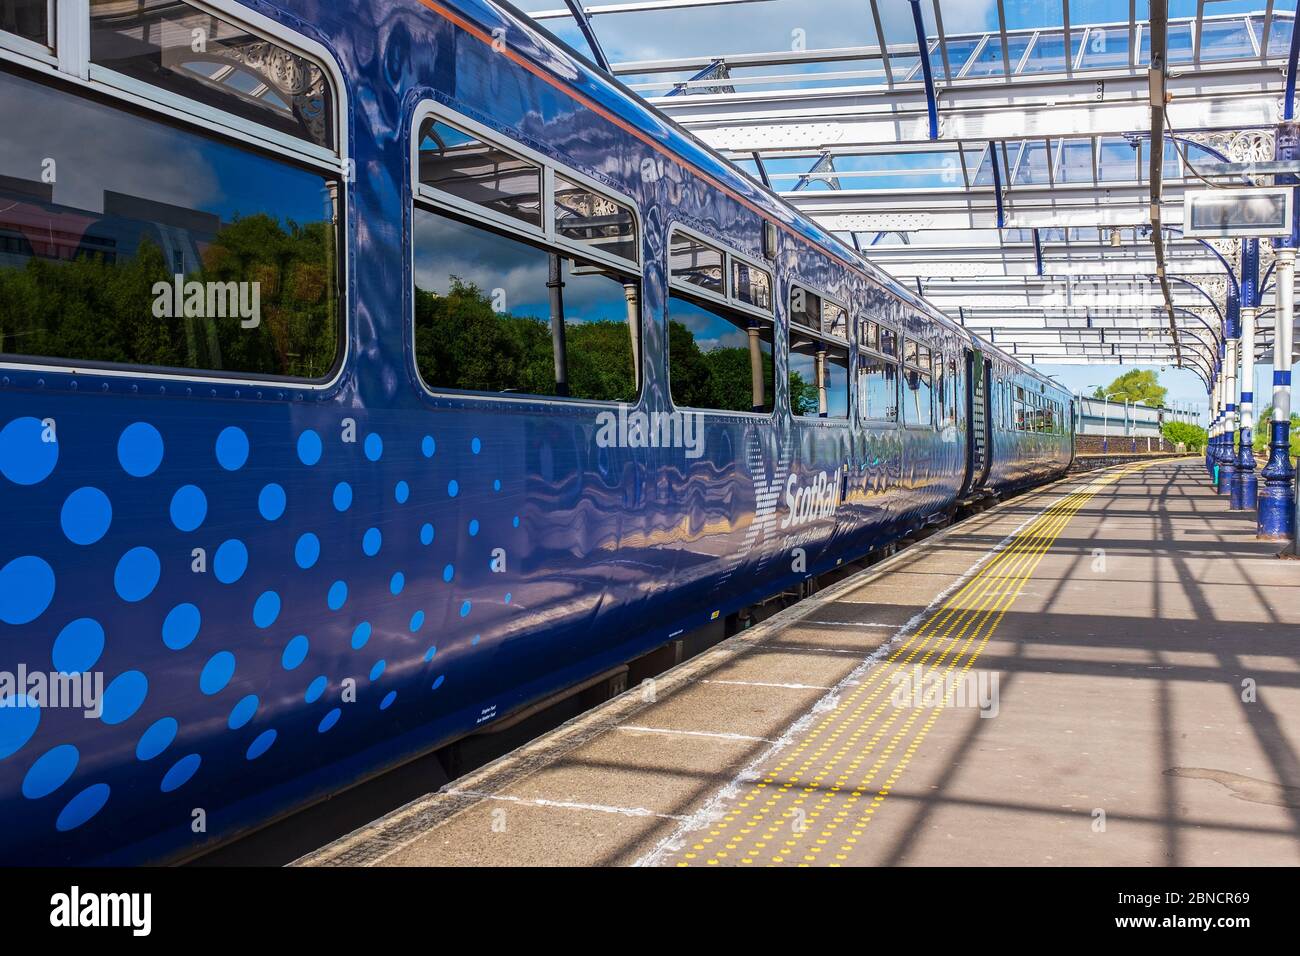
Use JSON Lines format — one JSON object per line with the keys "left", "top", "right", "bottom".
{"left": 667, "top": 294, "right": 774, "bottom": 414}
{"left": 0, "top": 213, "right": 339, "bottom": 379}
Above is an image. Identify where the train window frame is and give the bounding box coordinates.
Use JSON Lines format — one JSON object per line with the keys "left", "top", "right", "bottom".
{"left": 787, "top": 283, "right": 850, "bottom": 423}
{"left": 414, "top": 103, "right": 643, "bottom": 280}
{"left": 855, "top": 345, "right": 900, "bottom": 425}
{"left": 665, "top": 223, "right": 777, "bottom": 420}
{"left": 901, "top": 334, "right": 935, "bottom": 431}
{"left": 409, "top": 100, "right": 647, "bottom": 409}
{"left": 0, "top": 4, "right": 351, "bottom": 391}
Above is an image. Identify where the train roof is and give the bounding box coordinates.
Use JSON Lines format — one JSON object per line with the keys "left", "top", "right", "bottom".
{"left": 469, "top": 1, "right": 1060, "bottom": 393}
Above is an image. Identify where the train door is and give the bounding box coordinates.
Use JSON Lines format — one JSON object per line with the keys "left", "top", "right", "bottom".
{"left": 962, "top": 348, "right": 992, "bottom": 495}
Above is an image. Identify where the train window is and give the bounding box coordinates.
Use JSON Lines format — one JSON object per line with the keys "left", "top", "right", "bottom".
{"left": 823, "top": 301, "right": 848, "bottom": 340}
{"left": 554, "top": 175, "right": 638, "bottom": 264}
{"left": 857, "top": 356, "right": 898, "bottom": 422}
{"left": 789, "top": 329, "right": 849, "bottom": 419}
{"left": 860, "top": 319, "right": 879, "bottom": 352}
{"left": 902, "top": 338, "right": 933, "bottom": 428}
{"left": 418, "top": 118, "right": 543, "bottom": 230}
{"left": 669, "top": 232, "right": 725, "bottom": 297}
{"left": 879, "top": 326, "right": 898, "bottom": 357}
{"left": 667, "top": 293, "right": 774, "bottom": 414}
{"left": 732, "top": 260, "right": 773, "bottom": 313}
{"left": 2, "top": 0, "right": 47, "bottom": 44}
{"left": 790, "top": 286, "right": 820, "bottom": 331}
{"left": 0, "top": 67, "right": 341, "bottom": 381}
{"left": 89, "top": 0, "right": 335, "bottom": 149}
{"left": 413, "top": 208, "right": 640, "bottom": 402}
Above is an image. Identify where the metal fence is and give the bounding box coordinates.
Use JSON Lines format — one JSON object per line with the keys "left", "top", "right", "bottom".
{"left": 1074, "top": 397, "right": 1198, "bottom": 438}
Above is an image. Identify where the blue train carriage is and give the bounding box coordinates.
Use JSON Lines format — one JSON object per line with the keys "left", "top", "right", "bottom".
{"left": 0, "top": 0, "right": 1071, "bottom": 864}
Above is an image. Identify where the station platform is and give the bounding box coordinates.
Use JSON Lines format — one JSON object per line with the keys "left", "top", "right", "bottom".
{"left": 295, "top": 459, "right": 1300, "bottom": 867}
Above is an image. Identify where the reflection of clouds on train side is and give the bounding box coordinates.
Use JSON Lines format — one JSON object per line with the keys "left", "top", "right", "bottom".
{"left": 2, "top": 74, "right": 220, "bottom": 216}
{"left": 413, "top": 210, "right": 637, "bottom": 323}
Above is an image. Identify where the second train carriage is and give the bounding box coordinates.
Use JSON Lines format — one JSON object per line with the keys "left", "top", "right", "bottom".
{"left": 0, "top": 0, "right": 1072, "bottom": 864}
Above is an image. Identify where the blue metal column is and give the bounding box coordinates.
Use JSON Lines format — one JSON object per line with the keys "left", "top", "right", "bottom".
{"left": 1259, "top": 247, "right": 1297, "bottom": 539}
{"left": 908, "top": 0, "right": 939, "bottom": 141}
{"left": 1219, "top": 279, "right": 1241, "bottom": 496}
{"left": 1233, "top": 240, "right": 1259, "bottom": 510}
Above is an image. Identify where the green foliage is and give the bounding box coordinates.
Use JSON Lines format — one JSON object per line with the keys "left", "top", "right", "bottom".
{"left": 1250, "top": 407, "right": 1300, "bottom": 457}
{"left": 0, "top": 213, "right": 338, "bottom": 378}
{"left": 1092, "top": 369, "right": 1167, "bottom": 407}
{"left": 1161, "top": 420, "right": 1207, "bottom": 452}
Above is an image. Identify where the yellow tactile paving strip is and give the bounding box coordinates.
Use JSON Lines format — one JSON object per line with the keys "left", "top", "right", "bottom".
{"left": 672, "top": 459, "right": 1171, "bottom": 867}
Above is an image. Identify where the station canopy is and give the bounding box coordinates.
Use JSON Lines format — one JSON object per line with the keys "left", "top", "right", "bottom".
{"left": 516, "top": 0, "right": 1300, "bottom": 389}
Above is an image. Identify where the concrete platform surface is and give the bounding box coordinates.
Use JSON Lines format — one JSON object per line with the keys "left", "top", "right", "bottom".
{"left": 295, "top": 459, "right": 1300, "bottom": 867}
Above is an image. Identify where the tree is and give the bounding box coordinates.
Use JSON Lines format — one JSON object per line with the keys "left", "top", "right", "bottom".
{"left": 1161, "top": 420, "right": 1206, "bottom": 452}
{"left": 1250, "top": 407, "right": 1300, "bottom": 458}
{"left": 1092, "top": 369, "right": 1167, "bottom": 406}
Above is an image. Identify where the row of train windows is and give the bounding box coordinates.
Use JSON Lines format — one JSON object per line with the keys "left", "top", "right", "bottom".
{"left": 0, "top": 10, "right": 954, "bottom": 428}
{"left": 1000, "top": 384, "right": 1068, "bottom": 434}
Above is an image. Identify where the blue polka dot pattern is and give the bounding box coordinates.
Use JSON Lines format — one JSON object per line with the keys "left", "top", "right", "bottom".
{"left": 0, "top": 694, "right": 40, "bottom": 759}
{"left": 294, "top": 533, "right": 321, "bottom": 569}
{"left": 136, "top": 718, "right": 177, "bottom": 761}
{"left": 421, "top": 435, "right": 435, "bottom": 457}
{"left": 0, "top": 416, "right": 58, "bottom": 485}
{"left": 22, "top": 744, "right": 79, "bottom": 799}
{"left": 318, "top": 708, "right": 341, "bottom": 733}
{"left": 390, "top": 572, "right": 405, "bottom": 595}
{"left": 423, "top": 645, "right": 437, "bottom": 661}
{"left": 258, "top": 483, "right": 286, "bottom": 521}
{"left": 432, "top": 675, "right": 446, "bottom": 691}
{"left": 199, "top": 652, "right": 236, "bottom": 695}
{"left": 305, "top": 676, "right": 328, "bottom": 704}
{"left": 362, "top": 527, "right": 382, "bottom": 557}
{"left": 53, "top": 618, "right": 105, "bottom": 673}
{"left": 100, "top": 671, "right": 148, "bottom": 725}
{"left": 61, "top": 487, "right": 112, "bottom": 545}
{"left": 117, "top": 422, "right": 164, "bottom": 477}
{"left": 447, "top": 479, "right": 459, "bottom": 497}
{"left": 56, "top": 783, "right": 110, "bottom": 831}
{"left": 364, "top": 433, "right": 383, "bottom": 461}
{"left": 114, "top": 547, "right": 160, "bottom": 603}
{"left": 246, "top": 729, "right": 276, "bottom": 760}
{"left": 395, "top": 480, "right": 410, "bottom": 504}
{"left": 327, "top": 581, "right": 347, "bottom": 611}
{"left": 459, "top": 600, "right": 472, "bottom": 618}
{"left": 282, "top": 635, "right": 309, "bottom": 670}
{"left": 420, "top": 523, "right": 434, "bottom": 546}
{"left": 369, "top": 660, "right": 386, "bottom": 681}
{"left": 442, "top": 564, "right": 454, "bottom": 583}
{"left": 351, "top": 621, "right": 371, "bottom": 650}
{"left": 215, "top": 426, "right": 249, "bottom": 471}
{"left": 160, "top": 754, "right": 200, "bottom": 793}
{"left": 332, "top": 482, "right": 352, "bottom": 512}
{"left": 213, "top": 539, "right": 248, "bottom": 584}
{"left": 297, "top": 430, "right": 322, "bottom": 466}
{"left": 0, "top": 556, "right": 55, "bottom": 625}
{"left": 161, "top": 603, "right": 201, "bottom": 651}
{"left": 252, "top": 591, "right": 281, "bottom": 629}
{"left": 410, "top": 611, "right": 425, "bottom": 632}
{"left": 380, "top": 691, "right": 396, "bottom": 710}
{"left": 468, "top": 519, "right": 479, "bottom": 536}
{"left": 169, "top": 485, "right": 207, "bottom": 532}
{"left": 228, "top": 695, "right": 258, "bottom": 730}
{"left": 471, "top": 437, "right": 481, "bottom": 454}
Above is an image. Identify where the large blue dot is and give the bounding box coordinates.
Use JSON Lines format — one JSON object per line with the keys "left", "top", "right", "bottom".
{"left": 468, "top": 519, "right": 480, "bottom": 536}
{"left": 318, "top": 708, "right": 341, "bottom": 733}
{"left": 100, "top": 671, "right": 148, "bottom": 725}
{"left": 364, "top": 433, "right": 383, "bottom": 461}
{"left": 228, "top": 694, "right": 258, "bottom": 730}
{"left": 61, "top": 487, "right": 112, "bottom": 545}
{"left": 294, "top": 533, "right": 320, "bottom": 570}
{"left": 162, "top": 603, "right": 201, "bottom": 651}
{"left": 362, "top": 527, "right": 382, "bottom": 556}
{"left": 447, "top": 479, "right": 459, "bottom": 497}
{"left": 56, "top": 783, "right": 110, "bottom": 831}
{"left": 252, "top": 590, "right": 280, "bottom": 628}
{"left": 395, "top": 481, "right": 410, "bottom": 504}
{"left": 333, "top": 482, "right": 352, "bottom": 512}
{"left": 0, "top": 695, "right": 40, "bottom": 759}
{"left": 420, "top": 523, "right": 434, "bottom": 545}
{"left": 421, "top": 435, "right": 436, "bottom": 457}
{"left": 351, "top": 621, "right": 371, "bottom": 650}
{"left": 424, "top": 645, "right": 438, "bottom": 661}
{"left": 214, "top": 539, "right": 248, "bottom": 584}
{"left": 380, "top": 690, "right": 397, "bottom": 710}
{"left": 22, "top": 744, "right": 79, "bottom": 799}
{"left": 0, "top": 556, "right": 55, "bottom": 625}
{"left": 169, "top": 484, "right": 207, "bottom": 532}
{"left": 410, "top": 611, "right": 425, "bottom": 632}
{"left": 327, "top": 580, "right": 347, "bottom": 611}
{"left": 54, "top": 618, "right": 105, "bottom": 673}
{"left": 305, "top": 675, "right": 328, "bottom": 703}
{"left": 442, "top": 564, "right": 454, "bottom": 583}
{"left": 136, "top": 717, "right": 177, "bottom": 761}
{"left": 432, "top": 674, "right": 446, "bottom": 691}
{"left": 118, "top": 422, "right": 164, "bottom": 477}
{"left": 460, "top": 600, "right": 472, "bottom": 618}
{"left": 246, "top": 729, "right": 277, "bottom": 760}
{"left": 215, "top": 426, "right": 249, "bottom": 471}
{"left": 160, "top": 754, "right": 201, "bottom": 792}
{"left": 258, "top": 483, "right": 286, "bottom": 521}
{"left": 199, "top": 651, "right": 236, "bottom": 695}
{"left": 297, "top": 429, "right": 322, "bottom": 466}
{"left": 0, "top": 417, "right": 57, "bottom": 485}
{"left": 369, "top": 659, "right": 386, "bottom": 680}
{"left": 390, "top": 572, "right": 404, "bottom": 595}
{"left": 282, "top": 634, "right": 309, "bottom": 670}
{"left": 471, "top": 437, "right": 482, "bottom": 454}
{"left": 114, "top": 547, "right": 160, "bottom": 603}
